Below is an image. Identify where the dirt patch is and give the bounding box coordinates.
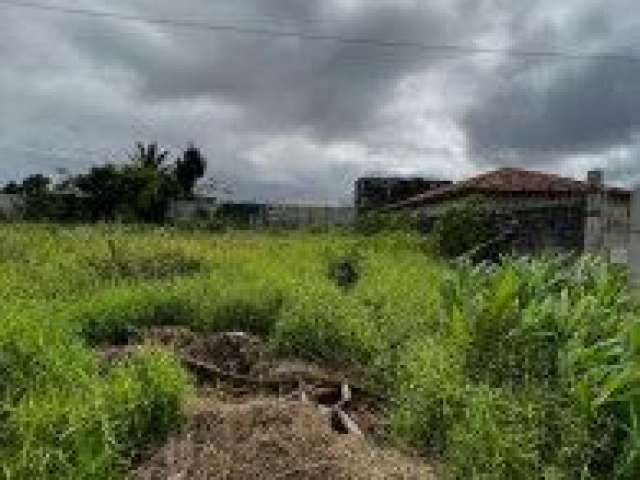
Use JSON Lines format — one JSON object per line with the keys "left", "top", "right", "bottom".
{"left": 130, "top": 398, "right": 435, "bottom": 480}
{"left": 98, "top": 327, "right": 434, "bottom": 478}
{"left": 186, "top": 330, "right": 266, "bottom": 376}
{"left": 98, "top": 327, "right": 388, "bottom": 437}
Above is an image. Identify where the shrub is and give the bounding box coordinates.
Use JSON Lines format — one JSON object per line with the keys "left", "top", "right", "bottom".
{"left": 430, "top": 197, "right": 503, "bottom": 260}
{"left": 323, "top": 242, "right": 365, "bottom": 290}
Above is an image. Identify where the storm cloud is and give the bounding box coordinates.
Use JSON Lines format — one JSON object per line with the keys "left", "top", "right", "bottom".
{"left": 1, "top": 0, "right": 639, "bottom": 201}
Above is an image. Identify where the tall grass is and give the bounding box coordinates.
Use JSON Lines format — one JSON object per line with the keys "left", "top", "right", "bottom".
{"left": 1, "top": 224, "right": 638, "bottom": 479}
{"left": 0, "top": 305, "right": 191, "bottom": 479}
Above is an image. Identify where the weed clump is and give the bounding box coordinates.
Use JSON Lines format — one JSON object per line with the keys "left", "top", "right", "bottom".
{"left": 324, "top": 242, "right": 365, "bottom": 290}
{"left": 0, "top": 308, "right": 191, "bottom": 479}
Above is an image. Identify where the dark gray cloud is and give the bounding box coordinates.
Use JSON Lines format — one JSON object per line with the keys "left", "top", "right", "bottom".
{"left": 464, "top": 59, "right": 640, "bottom": 154}
{"left": 1, "top": 0, "right": 640, "bottom": 199}
{"left": 463, "top": 0, "right": 640, "bottom": 173}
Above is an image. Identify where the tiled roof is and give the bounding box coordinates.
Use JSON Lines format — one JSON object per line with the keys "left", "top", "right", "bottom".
{"left": 394, "top": 168, "right": 630, "bottom": 208}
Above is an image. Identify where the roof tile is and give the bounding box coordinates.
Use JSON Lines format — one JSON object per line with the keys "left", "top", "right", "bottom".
{"left": 394, "top": 168, "right": 630, "bottom": 208}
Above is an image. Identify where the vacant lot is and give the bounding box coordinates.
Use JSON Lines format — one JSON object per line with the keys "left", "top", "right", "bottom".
{"left": 0, "top": 224, "right": 637, "bottom": 479}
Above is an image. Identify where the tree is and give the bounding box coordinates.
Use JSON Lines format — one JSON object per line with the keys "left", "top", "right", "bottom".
{"left": 120, "top": 161, "right": 179, "bottom": 223}
{"left": 1, "top": 181, "right": 22, "bottom": 194}
{"left": 21, "top": 174, "right": 50, "bottom": 196}
{"left": 131, "top": 142, "right": 170, "bottom": 171}
{"left": 175, "top": 144, "right": 207, "bottom": 198}
{"left": 75, "top": 164, "right": 128, "bottom": 221}
{"left": 74, "top": 143, "right": 182, "bottom": 223}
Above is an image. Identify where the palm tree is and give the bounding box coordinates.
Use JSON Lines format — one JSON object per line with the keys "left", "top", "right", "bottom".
{"left": 131, "top": 142, "right": 171, "bottom": 171}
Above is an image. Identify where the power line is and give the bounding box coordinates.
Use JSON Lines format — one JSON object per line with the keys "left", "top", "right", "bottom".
{"left": 2, "top": 0, "right": 640, "bottom": 63}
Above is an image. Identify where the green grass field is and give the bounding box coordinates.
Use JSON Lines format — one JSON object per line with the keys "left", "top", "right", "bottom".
{"left": 1, "top": 224, "right": 638, "bottom": 479}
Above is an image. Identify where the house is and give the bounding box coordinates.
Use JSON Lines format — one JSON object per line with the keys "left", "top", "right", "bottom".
{"left": 390, "top": 168, "right": 631, "bottom": 253}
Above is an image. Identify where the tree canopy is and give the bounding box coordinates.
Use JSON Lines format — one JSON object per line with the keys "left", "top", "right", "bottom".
{"left": 4, "top": 142, "right": 209, "bottom": 223}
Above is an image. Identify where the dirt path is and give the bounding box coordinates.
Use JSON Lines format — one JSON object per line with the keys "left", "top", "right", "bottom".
{"left": 99, "top": 327, "right": 437, "bottom": 479}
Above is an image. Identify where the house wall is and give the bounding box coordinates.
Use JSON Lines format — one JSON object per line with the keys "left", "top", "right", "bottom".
{"left": 413, "top": 194, "right": 589, "bottom": 254}
{"left": 412, "top": 191, "right": 632, "bottom": 257}
{"left": 584, "top": 190, "right": 631, "bottom": 263}
{"left": 603, "top": 196, "right": 631, "bottom": 264}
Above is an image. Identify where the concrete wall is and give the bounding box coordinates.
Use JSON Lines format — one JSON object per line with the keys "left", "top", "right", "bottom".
{"left": 584, "top": 188, "right": 632, "bottom": 264}
{"left": 630, "top": 187, "right": 640, "bottom": 282}
{"left": 168, "top": 198, "right": 354, "bottom": 229}
{"left": 168, "top": 198, "right": 218, "bottom": 221}
{"left": 603, "top": 196, "right": 631, "bottom": 264}
{"left": 266, "top": 204, "right": 354, "bottom": 228}
{"left": 0, "top": 194, "right": 25, "bottom": 220}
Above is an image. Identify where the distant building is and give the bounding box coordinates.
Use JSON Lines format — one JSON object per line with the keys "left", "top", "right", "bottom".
{"left": 390, "top": 167, "right": 631, "bottom": 253}
{"left": 354, "top": 176, "right": 452, "bottom": 213}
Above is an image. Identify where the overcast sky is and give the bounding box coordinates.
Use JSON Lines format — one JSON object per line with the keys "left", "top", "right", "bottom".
{"left": 2, "top": 0, "right": 640, "bottom": 203}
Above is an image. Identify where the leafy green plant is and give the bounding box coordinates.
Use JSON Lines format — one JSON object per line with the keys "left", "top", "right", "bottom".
{"left": 430, "top": 197, "right": 503, "bottom": 260}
